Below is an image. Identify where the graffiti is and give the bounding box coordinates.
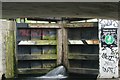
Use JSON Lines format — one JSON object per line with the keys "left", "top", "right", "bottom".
{"left": 101, "top": 53, "right": 117, "bottom": 63}
{"left": 101, "top": 47, "right": 119, "bottom": 62}
{"left": 99, "top": 19, "right": 119, "bottom": 28}
{"left": 18, "top": 29, "right": 50, "bottom": 37}
{"left": 102, "top": 66, "right": 116, "bottom": 74}
{"left": 19, "top": 29, "right": 30, "bottom": 37}
{"left": 101, "top": 47, "right": 119, "bottom": 75}
{"left": 111, "top": 48, "right": 119, "bottom": 55}
{"left": 31, "top": 29, "right": 41, "bottom": 37}
{"left": 104, "top": 61, "right": 114, "bottom": 66}
{"left": 100, "top": 45, "right": 119, "bottom": 77}
{"left": 99, "top": 19, "right": 119, "bottom": 78}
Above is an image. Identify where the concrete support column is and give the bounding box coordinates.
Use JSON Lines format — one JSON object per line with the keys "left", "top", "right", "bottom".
{"left": 0, "top": 1, "right": 2, "bottom": 79}
{"left": 0, "top": 20, "right": 10, "bottom": 79}
{"left": 0, "top": 20, "right": 16, "bottom": 79}
{"left": 98, "top": 19, "right": 119, "bottom": 80}
{"left": 0, "top": 20, "right": 3, "bottom": 80}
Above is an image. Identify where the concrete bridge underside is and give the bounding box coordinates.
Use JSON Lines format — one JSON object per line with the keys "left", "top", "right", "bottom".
{"left": 1, "top": 2, "right": 119, "bottom": 20}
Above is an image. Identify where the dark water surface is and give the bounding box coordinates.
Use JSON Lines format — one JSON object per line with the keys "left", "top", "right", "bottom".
{"left": 5, "top": 66, "right": 97, "bottom": 80}
{"left": 6, "top": 73, "right": 97, "bottom": 80}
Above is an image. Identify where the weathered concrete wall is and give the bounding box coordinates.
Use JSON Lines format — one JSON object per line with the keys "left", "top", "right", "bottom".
{"left": 0, "top": 1, "right": 2, "bottom": 79}
{"left": 0, "top": 20, "right": 7, "bottom": 79}
{"left": 0, "top": 20, "right": 3, "bottom": 80}
{"left": 5, "top": 21, "right": 16, "bottom": 78}
{"left": 0, "top": 20, "right": 15, "bottom": 79}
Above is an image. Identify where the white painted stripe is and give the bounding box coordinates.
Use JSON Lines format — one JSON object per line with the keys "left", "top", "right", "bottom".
{"left": 68, "top": 40, "right": 84, "bottom": 44}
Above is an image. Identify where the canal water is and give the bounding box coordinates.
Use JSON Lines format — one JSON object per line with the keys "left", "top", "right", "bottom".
{"left": 4, "top": 66, "right": 98, "bottom": 80}
{"left": 5, "top": 74, "right": 97, "bottom": 80}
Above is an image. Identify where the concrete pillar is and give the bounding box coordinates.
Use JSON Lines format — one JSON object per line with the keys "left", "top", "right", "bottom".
{"left": 0, "top": 1, "right": 2, "bottom": 79}
{"left": 98, "top": 19, "right": 119, "bottom": 79}
{"left": 0, "top": 20, "right": 16, "bottom": 79}
{"left": 0, "top": 20, "right": 3, "bottom": 80}
{"left": 0, "top": 20, "right": 9, "bottom": 79}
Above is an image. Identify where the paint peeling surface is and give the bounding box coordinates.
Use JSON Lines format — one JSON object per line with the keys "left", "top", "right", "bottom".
{"left": 99, "top": 19, "right": 119, "bottom": 78}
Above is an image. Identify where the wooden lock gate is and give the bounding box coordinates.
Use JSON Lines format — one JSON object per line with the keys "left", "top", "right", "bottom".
{"left": 5, "top": 22, "right": 99, "bottom": 78}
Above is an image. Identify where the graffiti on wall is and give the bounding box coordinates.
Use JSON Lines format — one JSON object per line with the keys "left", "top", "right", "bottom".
{"left": 99, "top": 19, "right": 119, "bottom": 78}
{"left": 101, "top": 47, "right": 119, "bottom": 74}
{"left": 99, "top": 19, "right": 119, "bottom": 28}
{"left": 18, "top": 29, "right": 42, "bottom": 37}
{"left": 18, "top": 29, "right": 56, "bottom": 38}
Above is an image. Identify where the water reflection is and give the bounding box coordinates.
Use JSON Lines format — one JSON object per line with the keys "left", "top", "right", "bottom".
{"left": 39, "top": 65, "right": 67, "bottom": 78}
{"left": 6, "top": 74, "right": 97, "bottom": 80}
{"left": 13, "top": 77, "right": 66, "bottom": 80}
{"left": 5, "top": 66, "right": 97, "bottom": 80}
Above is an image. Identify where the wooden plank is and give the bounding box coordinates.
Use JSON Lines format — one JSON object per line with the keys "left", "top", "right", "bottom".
{"left": 65, "top": 22, "right": 98, "bottom": 28}
{"left": 67, "top": 27, "right": 98, "bottom": 40}
{"left": 16, "top": 23, "right": 28, "bottom": 28}
{"left": 62, "top": 18, "right": 91, "bottom": 21}
{"left": 18, "top": 54, "right": 57, "bottom": 60}
{"left": 18, "top": 40, "right": 57, "bottom": 45}
{"left": 57, "top": 29, "right": 63, "bottom": 65}
{"left": 18, "top": 68, "right": 51, "bottom": 74}
{"left": 6, "top": 21, "right": 16, "bottom": 78}
{"left": 68, "top": 68, "right": 98, "bottom": 74}
{"left": 68, "top": 54, "right": 99, "bottom": 60}
{"left": 28, "top": 23, "right": 61, "bottom": 28}
{"left": 68, "top": 40, "right": 99, "bottom": 45}
{"left": 63, "top": 28, "right": 69, "bottom": 68}
{"left": 15, "top": 22, "right": 18, "bottom": 77}
{"left": 27, "top": 17, "right": 61, "bottom": 22}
